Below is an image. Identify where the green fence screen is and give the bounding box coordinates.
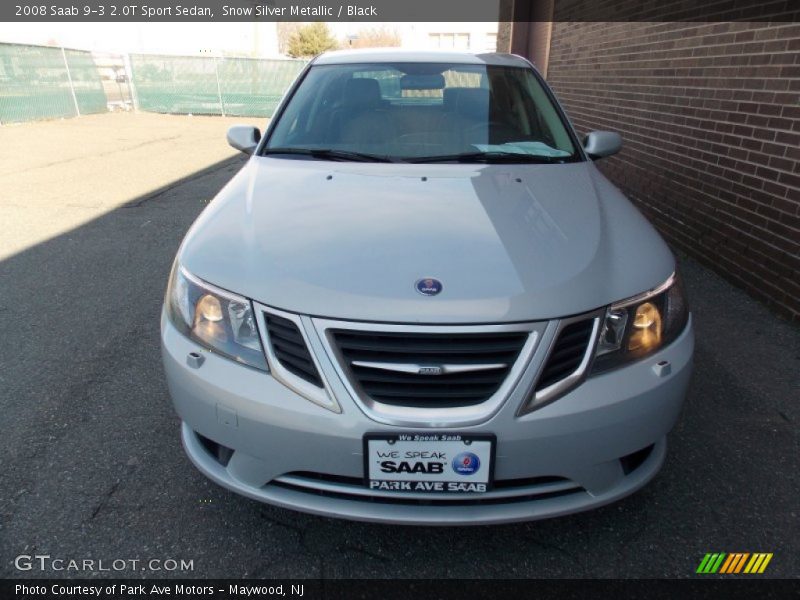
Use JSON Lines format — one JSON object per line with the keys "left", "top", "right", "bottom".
{"left": 0, "top": 43, "right": 107, "bottom": 123}
{"left": 63, "top": 48, "right": 108, "bottom": 115}
{"left": 130, "top": 54, "right": 306, "bottom": 117}
{"left": 0, "top": 44, "right": 306, "bottom": 124}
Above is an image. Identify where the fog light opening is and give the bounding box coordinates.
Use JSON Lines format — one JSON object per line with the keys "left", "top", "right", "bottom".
{"left": 196, "top": 432, "right": 234, "bottom": 467}
{"left": 620, "top": 444, "right": 655, "bottom": 475}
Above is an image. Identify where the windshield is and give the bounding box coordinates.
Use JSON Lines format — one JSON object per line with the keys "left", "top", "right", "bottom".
{"left": 263, "top": 62, "right": 580, "bottom": 163}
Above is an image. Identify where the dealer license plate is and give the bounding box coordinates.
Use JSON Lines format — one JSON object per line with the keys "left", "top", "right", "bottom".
{"left": 364, "top": 433, "right": 495, "bottom": 493}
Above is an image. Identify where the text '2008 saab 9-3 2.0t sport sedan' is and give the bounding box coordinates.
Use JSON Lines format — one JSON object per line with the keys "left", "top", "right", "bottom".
{"left": 161, "top": 49, "right": 693, "bottom": 525}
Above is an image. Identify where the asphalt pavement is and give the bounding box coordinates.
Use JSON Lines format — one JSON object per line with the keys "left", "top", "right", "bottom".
{"left": 0, "top": 114, "right": 797, "bottom": 579}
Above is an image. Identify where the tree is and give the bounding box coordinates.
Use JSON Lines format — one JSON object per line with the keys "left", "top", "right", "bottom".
{"left": 348, "top": 27, "right": 401, "bottom": 49}
{"left": 286, "top": 22, "right": 339, "bottom": 58}
{"left": 277, "top": 23, "right": 301, "bottom": 55}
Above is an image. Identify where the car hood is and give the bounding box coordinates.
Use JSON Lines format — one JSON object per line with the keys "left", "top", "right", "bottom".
{"left": 179, "top": 157, "right": 674, "bottom": 323}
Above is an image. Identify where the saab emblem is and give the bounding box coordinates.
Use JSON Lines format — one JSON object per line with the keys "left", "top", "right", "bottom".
{"left": 417, "top": 366, "right": 443, "bottom": 375}
{"left": 415, "top": 278, "right": 443, "bottom": 296}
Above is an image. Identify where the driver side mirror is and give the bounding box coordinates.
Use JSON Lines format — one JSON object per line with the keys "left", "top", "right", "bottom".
{"left": 227, "top": 125, "right": 261, "bottom": 155}
{"left": 583, "top": 131, "right": 622, "bottom": 159}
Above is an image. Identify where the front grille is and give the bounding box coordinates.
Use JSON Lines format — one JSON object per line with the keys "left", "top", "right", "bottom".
{"left": 264, "top": 313, "right": 323, "bottom": 387}
{"left": 271, "top": 471, "right": 584, "bottom": 506}
{"left": 331, "top": 330, "right": 528, "bottom": 408}
{"left": 535, "top": 319, "right": 594, "bottom": 391}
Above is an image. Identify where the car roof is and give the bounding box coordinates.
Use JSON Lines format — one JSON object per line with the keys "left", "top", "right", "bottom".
{"left": 312, "top": 49, "right": 532, "bottom": 68}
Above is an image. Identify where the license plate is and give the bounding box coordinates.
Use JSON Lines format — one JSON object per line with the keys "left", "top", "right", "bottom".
{"left": 364, "top": 433, "right": 495, "bottom": 493}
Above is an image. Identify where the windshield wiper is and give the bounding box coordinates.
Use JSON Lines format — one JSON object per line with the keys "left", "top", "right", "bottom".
{"left": 407, "top": 151, "right": 569, "bottom": 164}
{"left": 261, "top": 147, "right": 395, "bottom": 163}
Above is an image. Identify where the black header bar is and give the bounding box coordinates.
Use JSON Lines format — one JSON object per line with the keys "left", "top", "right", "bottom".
{"left": 3, "top": 578, "right": 798, "bottom": 600}
{"left": 3, "top": 0, "right": 799, "bottom": 22}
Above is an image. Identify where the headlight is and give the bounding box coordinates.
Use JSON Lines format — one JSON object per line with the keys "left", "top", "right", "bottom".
{"left": 592, "top": 272, "right": 688, "bottom": 373}
{"left": 166, "top": 262, "right": 268, "bottom": 371}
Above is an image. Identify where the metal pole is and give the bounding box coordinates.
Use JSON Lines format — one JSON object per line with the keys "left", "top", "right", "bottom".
{"left": 214, "top": 56, "right": 225, "bottom": 117}
{"left": 115, "top": 69, "right": 123, "bottom": 107}
{"left": 123, "top": 53, "right": 140, "bottom": 111}
{"left": 61, "top": 47, "right": 81, "bottom": 117}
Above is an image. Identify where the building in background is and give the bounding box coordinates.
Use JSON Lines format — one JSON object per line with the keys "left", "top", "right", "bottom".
{"left": 508, "top": 2, "right": 800, "bottom": 322}
{"left": 332, "top": 23, "right": 498, "bottom": 53}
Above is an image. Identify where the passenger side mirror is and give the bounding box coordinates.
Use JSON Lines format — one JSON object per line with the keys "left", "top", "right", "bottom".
{"left": 227, "top": 125, "right": 261, "bottom": 155}
{"left": 583, "top": 131, "right": 622, "bottom": 159}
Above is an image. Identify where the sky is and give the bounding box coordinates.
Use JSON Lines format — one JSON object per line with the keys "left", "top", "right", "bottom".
{"left": 0, "top": 22, "right": 283, "bottom": 55}
{"left": 0, "top": 21, "right": 499, "bottom": 57}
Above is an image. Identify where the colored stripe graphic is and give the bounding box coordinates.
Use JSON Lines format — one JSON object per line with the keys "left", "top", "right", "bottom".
{"left": 696, "top": 554, "right": 713, "bottom": 573}
{"left": 719, "top": 553, "right": 748, "bottom": 573}
{"left": 698, "top": 553, "right": 773, "bottom": 574}
{"left": 697, "top": 553, "right": 726, "bottom": 573}
{"left": 733, "top": 553, "right": 750, "bottom": 573}
{"left": 744, "top": 553, "right": 773, "bottom": 574}
{"left": 719, "top": 554, "right": 736, "bottom": 574}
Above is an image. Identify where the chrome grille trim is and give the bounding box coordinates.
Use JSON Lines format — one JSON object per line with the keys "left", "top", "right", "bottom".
{"left": 254, "top": 304, "right": 340, "bottom": 413}
{"left": 518, "top": 309, "right": 603, "bottom": 416}
{"left": 272, "top": 472, "right": 583, "bottom": 502}
{"left": 351, "top": 361, "right": 508, "bottom": 375}
{"left": 312, "top": 318, "right": 546, "bottom": 427}
{"left": 264, "top": 312, "right": 324, "bottom": 387}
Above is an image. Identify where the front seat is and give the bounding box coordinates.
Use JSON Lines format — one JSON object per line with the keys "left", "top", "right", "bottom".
{"left": 444, "top": 87, "right": 520, "bottom": 147}
{"left": 333, "top": 78, "right": 396, "bottom": 150}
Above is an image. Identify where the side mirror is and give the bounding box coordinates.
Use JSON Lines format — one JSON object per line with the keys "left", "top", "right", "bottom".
{"left": 583, "top": 131, "right": 622, "bottom": 159}
{"left": 227, "top": 125, "right": 261, "bottom": 155}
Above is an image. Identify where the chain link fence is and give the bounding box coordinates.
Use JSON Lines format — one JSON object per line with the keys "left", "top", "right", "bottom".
{"left": 0, "top": 42, "right": 306, "bottom": 124}
{"left": 129, "top": 54, "right": 306, "bottom": 117}
{"left": 0, "top": 42, "right": 107, "bottom": 123}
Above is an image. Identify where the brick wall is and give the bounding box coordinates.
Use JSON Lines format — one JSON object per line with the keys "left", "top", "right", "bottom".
{"left": 545, "top": 22, "right": 800, "bottom": 321}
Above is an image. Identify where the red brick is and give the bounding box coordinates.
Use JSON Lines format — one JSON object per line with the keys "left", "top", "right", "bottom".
{"left": 546, "top": 21, "right": 800, "bottom": 320}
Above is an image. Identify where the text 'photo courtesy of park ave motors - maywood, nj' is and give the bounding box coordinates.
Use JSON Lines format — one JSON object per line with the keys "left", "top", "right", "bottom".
{"left": 14, "top": 583, "right": 306, "bottom": 597}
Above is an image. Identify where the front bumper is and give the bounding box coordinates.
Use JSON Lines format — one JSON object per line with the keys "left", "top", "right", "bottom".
{"left": 161, "top": 313, "right": 694, "bottom": 525}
